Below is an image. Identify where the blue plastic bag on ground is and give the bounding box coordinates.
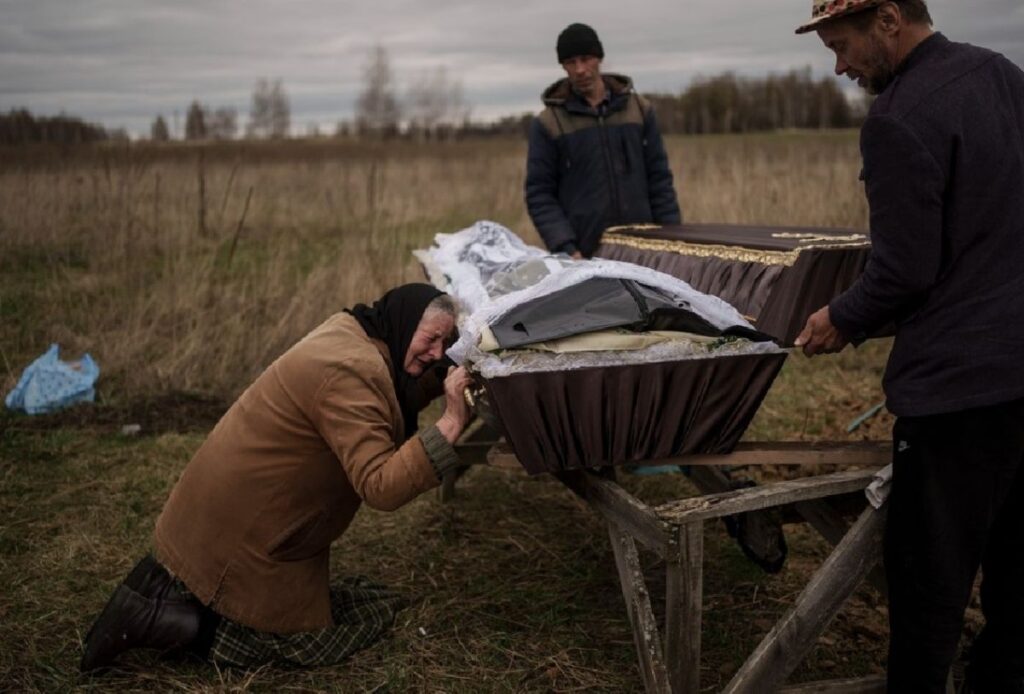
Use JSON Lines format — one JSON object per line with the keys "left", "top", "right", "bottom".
{"left": 5, "top": 344, "right": 99, "bottom": 415}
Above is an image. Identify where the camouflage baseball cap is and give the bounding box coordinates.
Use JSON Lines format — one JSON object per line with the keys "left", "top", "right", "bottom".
{"left": 795, "top": 0, "right": 887, "bottom": 34}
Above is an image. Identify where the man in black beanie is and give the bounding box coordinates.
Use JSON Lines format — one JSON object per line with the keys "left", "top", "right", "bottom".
{"left": 525, "top": 23, "right": 681, "bottom": 258}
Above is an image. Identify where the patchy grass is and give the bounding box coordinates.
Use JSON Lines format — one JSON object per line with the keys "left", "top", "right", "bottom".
{"left": 1, "top": 368, "right": 892, "bottom": 692}
{"left": 0, "top": 132, "right": 901, "bottom": 690}
{"left": 749, "top": 338, "right": 894, "bottom": 443}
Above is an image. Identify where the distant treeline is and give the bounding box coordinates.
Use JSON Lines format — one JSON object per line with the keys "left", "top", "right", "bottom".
{"left": 2, "top": 67, "right": 866, "bottom": 146}
{"left": 352, "top": 68, "right": 865, "bottom": 140}
{"left": 646, "top": 68, "right": 867, "bottom": 135}
{"left": 0, "top": 108, "right": 124, "bottom": 145}
{"left": 372, "top": 67, "right": 866, "bottom": 139}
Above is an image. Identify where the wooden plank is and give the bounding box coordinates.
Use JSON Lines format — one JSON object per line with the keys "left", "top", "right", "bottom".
{"left": 438, "top": 470, "right": 458, "bottom": 503}
{"left": 441, "top": 425, "right": 501, "bottom": 502}
{"left": 687, "top": 465, "right": 733, "bottom": 494}
{"left": 638, "top": 441, "right": 891, "bottom": 468}
{"left": 456, "top": 418, "right": 499, "bottom": 445}
{"left": 664, "top": 522, "right": 703, "bottom": 694}
{"left": 560, "top": 471, "right": 676, "bottom": 559}
{"left": 488, "top": 441, "right": 891, "bottom": 470}
{"left": 778, "top": 675, "right": 887, "bottom": 693}
{"left": 486, "top": 440, "right": 519, "bottom": 466}
{"left": 722, "top": 504, "right": 888, "bottom": 694}
{"left": 794, "top": 499, "right": 888, "bottom": 597}
{"left": 793, "top": 500, "right": 850, "bottom": 545}
{"left": 682, "top": 467, "right": 882, "bottom": 600}
{"left": 656, "top": 469, "right": 878, "bottom": 524}
{"left": 608, "top": 521, "right": 673, "bottom": 694}
{"left": 453, "top": 441, "right": 499, "bottom": 452}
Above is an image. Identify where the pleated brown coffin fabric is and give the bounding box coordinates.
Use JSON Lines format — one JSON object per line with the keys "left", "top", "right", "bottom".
{"left": 482, "top": 352, "right": 788, "bottom": 475}
{"left": 595, "top": 224, "right": 873, "bottom": 346}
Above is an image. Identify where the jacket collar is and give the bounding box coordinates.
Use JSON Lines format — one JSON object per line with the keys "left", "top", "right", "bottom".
{"left": 541, "top": 73, "right": 635, "bottom": 115}
{"left": 896, "top": 31, "right": 947, "bottom": 77}
{"left": 370, "top": 337, "right": 396, "bottom": 378}
{"left": 349, "top": 316, "right": 397, "bottom": 380}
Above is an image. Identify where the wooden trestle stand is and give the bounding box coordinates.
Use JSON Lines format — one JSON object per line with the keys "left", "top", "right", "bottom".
{"left": 469, "top": 440, "right": 892, "bottom": 694}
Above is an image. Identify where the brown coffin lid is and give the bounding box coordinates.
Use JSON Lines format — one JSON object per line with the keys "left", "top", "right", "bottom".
{"left": 597, "top": 224, "right": 880, "bottom": 346}
{"left": 603, "top": 223, "right": 869, "bottom": 262}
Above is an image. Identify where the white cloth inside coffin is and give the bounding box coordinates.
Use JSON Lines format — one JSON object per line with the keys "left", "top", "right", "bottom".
{"left": 414, "top": 221, "right": 785, "bottom": 375}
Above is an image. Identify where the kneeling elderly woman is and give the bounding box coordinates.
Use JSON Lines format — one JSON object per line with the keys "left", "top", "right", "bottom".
{"left": 81, "top": 284, "right": 473, "bottom": 671}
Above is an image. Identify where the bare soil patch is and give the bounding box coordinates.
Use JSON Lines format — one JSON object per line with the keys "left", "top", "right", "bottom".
{"left": 1, "top": 391, "right": 227, "bottom": 436}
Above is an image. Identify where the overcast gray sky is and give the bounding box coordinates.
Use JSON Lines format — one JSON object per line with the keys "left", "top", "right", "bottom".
{"left": 2, "top": 0, "right": 1022, "bottom": 136}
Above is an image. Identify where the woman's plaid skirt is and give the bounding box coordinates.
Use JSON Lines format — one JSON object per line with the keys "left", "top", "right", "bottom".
{"left": 205, "top": 577, "right": 405, "bottom": 668}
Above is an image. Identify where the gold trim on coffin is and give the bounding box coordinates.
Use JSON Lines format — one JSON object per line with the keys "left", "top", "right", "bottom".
{"left": 602, "top": 226, "right": 868, "bottom": 268}
{"left": 770, "top": 232, "right": 868, "bottom": 243}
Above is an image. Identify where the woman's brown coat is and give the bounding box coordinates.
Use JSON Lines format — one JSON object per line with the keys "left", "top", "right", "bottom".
{"left": 154, "top": 313, "right": 438, "bottom": 633}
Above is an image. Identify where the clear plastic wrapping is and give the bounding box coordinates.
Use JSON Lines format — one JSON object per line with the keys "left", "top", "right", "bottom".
{"left": 415, "top": 221, "right": 785, "bottom": 374}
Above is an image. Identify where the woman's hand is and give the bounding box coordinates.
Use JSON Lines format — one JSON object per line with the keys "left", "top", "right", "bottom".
{"left": 436, "top": 366, "right": 473, "bottom": 444}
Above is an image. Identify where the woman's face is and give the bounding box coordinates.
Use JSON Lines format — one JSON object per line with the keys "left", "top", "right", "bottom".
{"left": 403, "top": 310, "right": 455, "bottom": 377}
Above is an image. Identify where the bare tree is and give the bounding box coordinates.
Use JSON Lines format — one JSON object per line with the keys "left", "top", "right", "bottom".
{"left": 150, "top": 114, "right": 170, "bottom": 142}
{"left": 405, "top": 66, "right": 469, "bottom": 140}
{"left": 248, "top": 78, "right": 290, "bottom": 138}
{"left": 268, "top": 80, "right": 290, "bottom": 138}
{"left": 184, "top": 100, "right": 207, "bottom": 140}
{"left": 355, "top": 45, "right": 400, "bottom": 137}
{"left": 248, "top": 79, "right": 271, "bottom": 138}
{"left": 207, "top": 107, "right": 238, "bottom": 140}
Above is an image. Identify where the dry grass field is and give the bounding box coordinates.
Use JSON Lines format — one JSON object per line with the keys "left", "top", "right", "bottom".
{"left": 0, "top": 132, "right": 867, "bottom": 399}
{"left": 0, "top": 132, "right": 949, "bottom": 692}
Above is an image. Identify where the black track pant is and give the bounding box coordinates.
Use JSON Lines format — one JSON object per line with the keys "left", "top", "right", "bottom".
{"left": 885, "top": 396, "right": 1024, "bottom": 692}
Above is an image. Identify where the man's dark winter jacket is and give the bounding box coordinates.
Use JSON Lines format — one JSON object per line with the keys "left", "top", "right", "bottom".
{"left": 829, "top": 34, "right": 1024, "bottom": 417}
{"left": 524, "top": 74, "right": 681, "bottom": 257}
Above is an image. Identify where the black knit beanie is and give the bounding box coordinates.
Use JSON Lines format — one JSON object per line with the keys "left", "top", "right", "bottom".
{"left": 556, "top": 23, "right": 604, "bottom": 63}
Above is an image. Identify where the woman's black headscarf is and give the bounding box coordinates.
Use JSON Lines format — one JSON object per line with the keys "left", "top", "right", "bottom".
{"left": 346, "top": 283, "right": 445, "bottom": 441}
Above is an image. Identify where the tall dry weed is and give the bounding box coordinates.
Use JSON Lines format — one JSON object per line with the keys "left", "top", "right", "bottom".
{"left": 0, "top": 133, "right": 867, "bottom": 400}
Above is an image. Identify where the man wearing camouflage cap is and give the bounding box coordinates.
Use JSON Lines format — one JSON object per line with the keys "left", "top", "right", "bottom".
{"left": 525, "top": 23, "right": 681, "bottom": 259}
{"left": 794, "top": 1, "right": 1024, "bottom": 691}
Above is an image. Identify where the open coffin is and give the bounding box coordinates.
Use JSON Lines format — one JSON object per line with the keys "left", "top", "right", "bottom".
{"left": 596, "top": 224, "right": 873, "bottom": 346}
{"left": 416, "top": 222, "right": 787, "bottom": 475}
